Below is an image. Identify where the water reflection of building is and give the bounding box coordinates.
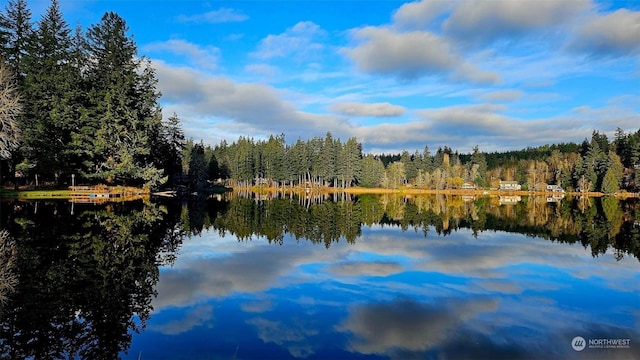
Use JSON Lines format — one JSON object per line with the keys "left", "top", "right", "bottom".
{"left": 462, "top": 195, "right": 476, "bottom": 202}
{"left": 546, "top": 184, "right": 565, "bottom": 193}
{"left": 546, "top": 194, "right": 565, "bottom": 203}
{"left": 499, "top": 195, "right": 521, "bottom": 205}
{"left": 461, "top": 183, "right": 476, "bottom": 190}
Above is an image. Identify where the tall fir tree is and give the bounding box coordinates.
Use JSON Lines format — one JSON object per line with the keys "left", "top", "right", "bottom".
{"left": 83, "top": 12, "right": 165, "bottom": 187}
{"left": 188, "top": 142, "right": 207, "bottom": 192}
{"left": 19, "top": 0, "right": 74, "bottom": 182}
{"left": 157, "top": 112, "right": 185, "bottom": 185}
{"left": 0, "top": 0, "right": 32, "bottom": 80}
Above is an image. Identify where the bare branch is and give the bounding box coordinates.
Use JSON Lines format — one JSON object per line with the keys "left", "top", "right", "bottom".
{"left": 0, "top": 63, "right": 22, "bottom": 159}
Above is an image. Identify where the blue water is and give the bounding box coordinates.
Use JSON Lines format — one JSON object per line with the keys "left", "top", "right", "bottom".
{"left": 123, "top": 225, "right": 640, "bottom": 360}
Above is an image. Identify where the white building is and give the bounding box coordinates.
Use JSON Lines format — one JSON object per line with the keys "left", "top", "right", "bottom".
{"left": 499, "top": 181, "right": 521, "bottom": 191}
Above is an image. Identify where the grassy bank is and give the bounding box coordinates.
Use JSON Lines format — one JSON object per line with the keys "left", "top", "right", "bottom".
{"left": 1, "top": 186, "right": 150, "bottom": 201}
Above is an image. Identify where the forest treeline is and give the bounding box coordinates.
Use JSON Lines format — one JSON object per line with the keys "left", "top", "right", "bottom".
{"left": 1, "top": 1, "right": 638, "bottom": 194}
{"left": 198, "top": 128, "right": 640, "bottom": 194}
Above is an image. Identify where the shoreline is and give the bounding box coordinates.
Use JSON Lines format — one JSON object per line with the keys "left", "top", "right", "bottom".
{"left": 242, "top": 185, "right": 640, "bottom": 198}
{"left": 2, "top": 185, "right": 639, "bottom": 200}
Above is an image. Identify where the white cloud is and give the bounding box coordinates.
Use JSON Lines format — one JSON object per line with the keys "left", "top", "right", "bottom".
{"left": 330, "top": 102, "right": 406, "bottom": 117}
{"left": 417, "top": 104, "right": 511, "bottom": 134}
{"left": 150, "top": 52, "right": 636, "bottom": 154}
{"left": 176, "top": 8, "right": 248, "bottom": 23}
{"left": 568, "top": 9, "right": 640, "bottom": 57}
{"left": 392, "top": 0, "right": 451, "bottom": 30}
{"left": 347, "top": 27, "right": 455, "bottom": 77}
{"left": 149, "top": 305, "right": 214, "bottom": 335}
{"left": 443, "top": 0, "right": 590, "bottom": 44}
{"left": 143, "top": 39, "right": 220, "bottom": 70}
{"left": 337, "top": 297, "right": 499, "bottom": 354}
{"left": 246, "top": 317, "right": 317, "bottom": 358}
{"left": 346, "top": 26, "right": 499, "bottom": 84}
{"left": 152, "top": 60, "right": 357, "bottom": 145}
{"left": 252, "top": 21, "right": 327, "bottom": 60}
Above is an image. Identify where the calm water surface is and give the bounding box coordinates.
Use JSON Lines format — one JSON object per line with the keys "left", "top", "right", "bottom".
{"left": 129, "top": 222, "right": 639, "bottom": 359}
{"left": 1, "top": 194, "right": 639, "bottom": 359}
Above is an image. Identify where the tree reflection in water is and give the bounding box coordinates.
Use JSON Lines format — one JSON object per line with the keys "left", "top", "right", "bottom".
{"left": 0, "top": 193, "right": 638, "bottom": 358}
{"left": 213, "top": 192, "right": 640, "bottom": 262}
{"left": 0, "top": 200, "right": 183, "bottom": 359}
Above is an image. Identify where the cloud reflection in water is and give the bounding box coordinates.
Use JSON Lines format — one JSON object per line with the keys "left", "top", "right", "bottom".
{"left": 131, "top": 225, "right": 640, "bottom": 359}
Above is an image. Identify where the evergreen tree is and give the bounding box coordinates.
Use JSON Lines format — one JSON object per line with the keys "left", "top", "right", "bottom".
{"left": 157, "top": 112, "right": 185, "bottom": 185}
{"left": 470, "top": 145, "right": 487, "bottom": 186}
{"left": 601, "top": 151, "right": 623, "bottom": 193}
{"left": 0, "top": 0, "right": 32, "bottom": 81}
{"left": 591, "top": 130, "right": 609, "bottom": 154}
{"left": 82, "top": 12, "right": 165, "bottom": 187}
{"left": 261, "top": 134, "right": 285, "bottom": 185}
{"left": 188, "top": 143, "right": 207, "bottom": 192}
{"left": 339, "top": 137, "right": 362, "bottom": 188}
{"left": 19, "top": 0, "right": 74, "bottom": 182}
{"left": 399, "top": 150, "right": 414, "bottom": 184}
{"left": 229, "top": 136, "right": 255, "bottom": 185}
{"left": 360, "top": 154, "right": 384, "bottom": 188}
{"left": 307, "top": 136, "right": 323, "bottom": 185}
{"left": 212, "top": 139, "right": 230, "bottom": 181}
{"left": 433, "top": 147, "right": 444, "bottom": 169}
{"left": 320, "top": 131, "right": 336, "bottom": 186}
{"left": 204, "top": 145, "right": 219, "bottom": 182}
{"left": 422, "top": 145, "right": 433, "bottom": 172}
{"left": 289, "top": 138, "right": 309, "bottom": 186}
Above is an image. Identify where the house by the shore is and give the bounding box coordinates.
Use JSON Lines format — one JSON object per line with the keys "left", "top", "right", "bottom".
{"left": 461, "top": 182, "right": 476, "bottom": 190}
{"left": 499, "top": 181, "right": 521, "bottom": 191}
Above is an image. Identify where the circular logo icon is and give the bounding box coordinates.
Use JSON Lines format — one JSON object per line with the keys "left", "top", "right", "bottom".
{"left": 572, "top": 336, "right": 586, "bottom": 351}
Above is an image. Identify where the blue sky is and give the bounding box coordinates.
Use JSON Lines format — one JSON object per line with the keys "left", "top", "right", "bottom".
{"left": 31, "top": 0, "right": 640, "bottom": 153}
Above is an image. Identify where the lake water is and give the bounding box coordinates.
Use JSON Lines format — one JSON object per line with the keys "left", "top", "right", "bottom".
{"left": 1, "top": 193, "right": 638, "bottom": 359}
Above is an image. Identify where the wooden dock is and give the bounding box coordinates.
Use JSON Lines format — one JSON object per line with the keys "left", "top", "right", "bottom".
{"left": 68, "top": 185, "right": 150, "bottom": 203}
{"left": 1, "top": 186, "right": 150, "bottom": 203}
